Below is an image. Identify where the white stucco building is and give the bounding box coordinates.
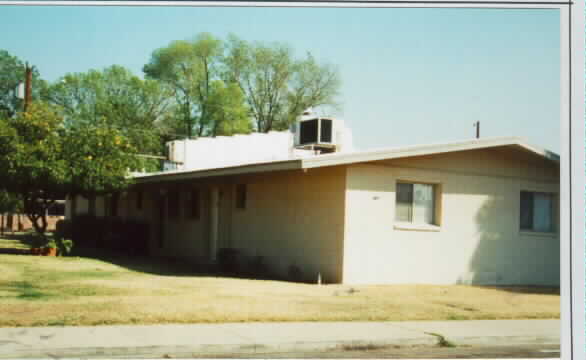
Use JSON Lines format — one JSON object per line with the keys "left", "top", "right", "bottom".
{"left": 67, "top": 129, "right": 560, "bottom": 286}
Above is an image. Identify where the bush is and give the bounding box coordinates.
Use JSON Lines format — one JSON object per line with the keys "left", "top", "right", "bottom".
{"left": 71, "top": 214, "right": 101, "bottom": 248}
{"left": 70, "top": 215, "right": 149, "bottom": 255}
{"left": 247, "top": 255, "right": 271, "bottom": 279}
{"left": 23, "top": 232, "right": 48, "bottom": 248}
{"left": 288, "top": 264, "right": 303, "bottom": 282}
{"left": 54, "top": 219, "right": 72, "bottom": 240}
{"left": 217, "top": 248, "right": 240, "bottom": 274}
{"left": 124, "top": 219, "right": 150, "bottom": 256}
{"left": 53, "top": 234, "right": 74, "bottom": 256}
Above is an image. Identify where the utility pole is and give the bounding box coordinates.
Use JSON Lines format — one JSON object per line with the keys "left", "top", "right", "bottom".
{"left": 23, "top": 63, "right": 33, "bottom": 112}
{"left": 474, "top": 121, "right": 480, "bottom": 139}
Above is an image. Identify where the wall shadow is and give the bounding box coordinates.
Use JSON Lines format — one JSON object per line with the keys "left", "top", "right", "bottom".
{"left": 460, "top": 197, "right": 560, "bottom": 289}
{"left": 71, "top": 246, "right": 219, "bottom": 277}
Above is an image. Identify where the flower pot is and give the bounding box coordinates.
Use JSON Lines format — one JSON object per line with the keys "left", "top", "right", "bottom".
{"left": 30, "top": 248, "right": 42, "bottom": 255}
{"left": 42, "top": 247, "right": 57, "bottom": 256}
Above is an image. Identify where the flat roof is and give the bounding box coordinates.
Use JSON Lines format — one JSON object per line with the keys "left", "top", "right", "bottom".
{"left": 134, "top": 136, "right": 559, "bottom": 184}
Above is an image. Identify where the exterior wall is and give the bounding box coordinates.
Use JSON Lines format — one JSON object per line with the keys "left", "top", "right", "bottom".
{"left": 93, "top": 166, "right": 347, "bottom": 283}
{"left": 229, "top": 167, "right": 347, "bottom": 283}
{"left": 343, "top": 152, "right": 560, "bottom": 286}
{"left": 152, "top": 185, "right": 211, "bottom": 262}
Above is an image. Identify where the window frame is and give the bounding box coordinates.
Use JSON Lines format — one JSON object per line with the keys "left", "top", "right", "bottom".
{"left": 188, "top": 188, "right": 201, "bottom": 220}
{"left": 167, "top": 190, "right": 180, "bottom": 220}
{"left": 136, "top": 190, "right": 143, "bottom": 210}
{"left": 519, "top": 190, "right": 556, "bottom": 234}
{"left": 235, "top": 184, "right": 247, "bottom": 210}
{"left": 394, "top": 180, "right": 441, "bottom": 230}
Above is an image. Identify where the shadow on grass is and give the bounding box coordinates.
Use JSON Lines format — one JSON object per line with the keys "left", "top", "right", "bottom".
{"left": 71, "top": 246, "right": 297, "bottom": 283}
{"left": 71, "top": 246, "right": 221, "bottom": 278}
{"left": 0, "top": 281, "right": 53, "bottom": 301}
{"left": 0, "top": 233, "right": 33, "bottom": 255}
{"left": 476, "top": 286, "right": 560, "bottom": 296}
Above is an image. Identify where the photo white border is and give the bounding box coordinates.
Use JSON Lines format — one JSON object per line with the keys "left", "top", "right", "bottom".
{"left": 0, "top": 1, "right": 583, "bottom": 359}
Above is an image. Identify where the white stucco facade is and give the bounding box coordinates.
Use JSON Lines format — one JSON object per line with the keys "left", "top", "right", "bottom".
{"left": 342, "top": 149, "right": 559, "bottom": 285}
{"left": 66, "top": 138, "right": 560, "bottom": 286}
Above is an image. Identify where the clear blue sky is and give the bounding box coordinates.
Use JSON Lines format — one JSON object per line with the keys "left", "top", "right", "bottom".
{"left": 0, "top": 5, "right": 560, "bottom": 152}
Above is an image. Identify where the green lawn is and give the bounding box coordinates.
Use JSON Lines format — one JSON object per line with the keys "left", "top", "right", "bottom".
{"left": 0, "top": 236, "right": 560, "bottom": 327}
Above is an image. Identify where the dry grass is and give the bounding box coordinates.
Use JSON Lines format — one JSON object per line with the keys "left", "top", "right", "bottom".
{"left": 0, "top": 250, "right": 560, "bottom": 327}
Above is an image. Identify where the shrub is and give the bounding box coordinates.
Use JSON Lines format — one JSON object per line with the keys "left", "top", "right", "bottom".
{"left": 23, "top": 232, "right": 47, "bottom": 248}
{"left": 124, "top": 219, "right": 150, "bottom": 256}
{"left": 217, "top": 248, "right": 240, "bottom": 274}
{"left": 70, "top": 215, "right": 149, "bottom": 255}
{"left": 54, "top": 219, "right": 72, "bottom": 240}
{"left": 71, "top": 214, "right": 101, "bottom": 248}
{"left": 53, "top": 234, "right": 74, "bottom": 256}
{"left": 288, "top": 264, "right": 303, "bottom": 282}
{"left": 247, "top": 255, "right": 271, "bottom": 279}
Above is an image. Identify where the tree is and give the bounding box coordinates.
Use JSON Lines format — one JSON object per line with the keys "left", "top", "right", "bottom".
{"left": 0, "top": 50, "right": 48, "bottom": 118}
{"left": 0, "top": 190, "right": 21, "bottom": 235}
{"left": 207, "top": 81, "right": 251, "bottom": 136}
{"left": 0, "top": 102, "right": 137, "bottom": 237}
{"left": 62, "top": 123, "right": 139, "bottom": 201}
{"left": 224, "top": 35, "right": 341, "bottom": 132}
{"left": 143, "top": 33, "right": 250, "bottom": 138}
{"left": 44, "top": 65, "right": 172, "bottom": 171}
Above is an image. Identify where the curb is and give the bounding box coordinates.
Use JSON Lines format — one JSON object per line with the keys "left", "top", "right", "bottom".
{"left": 0, "top": 336, "right": 560, "bottom": 358}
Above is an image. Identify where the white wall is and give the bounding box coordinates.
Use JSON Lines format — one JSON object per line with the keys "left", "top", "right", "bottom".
{"left": 343, "top": 152, "right": 560, "bottom": 285}
{"left": 228, "top": 167, "right": 347, "bottom": 283}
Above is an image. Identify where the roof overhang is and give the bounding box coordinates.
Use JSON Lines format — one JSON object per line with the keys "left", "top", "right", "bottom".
{"left": 133, "top": 136, "right": 559, "bottom": 184}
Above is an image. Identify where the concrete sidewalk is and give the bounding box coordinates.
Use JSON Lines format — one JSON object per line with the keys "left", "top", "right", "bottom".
{"left": 0, "top": 319, "right": 559, "bottom": 358}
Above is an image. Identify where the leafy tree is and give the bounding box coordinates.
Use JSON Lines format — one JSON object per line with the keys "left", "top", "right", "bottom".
{"left": 207, "top": 81, "right": 251, "bottom": 136}
{"left": 0, "top": 50, "right": 48, "bottom": 118}
{"left": 0, "top": 190, "right": 21, "bottom": 235}
{"left": 143, "top": 33, "right": 249, "bottom": 137}
{"left": 224, "top": 35, "right": 341, "bottom": 132}
{"left": 44, "top": 65, "right": 171, "bottom": 171}
{"left": 62, "top": 123, "right": 139, "bottom": 202}
{"left": 0, "top": 102, "right": 69, "bottom": 235}
{"left": 0, "top": 102, "right": 137, "bottom": 237}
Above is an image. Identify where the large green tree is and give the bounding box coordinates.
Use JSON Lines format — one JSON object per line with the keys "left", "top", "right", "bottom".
{"left": 44, "top": 65, "right": 172, "bottom": 170}
{"left": 143, "top": 33, "right": 250, "bottom": 138}
{"left": 0, "top": 102, "right": 137, "bottom": 236}
{"left": 224, "top": 35, "right": 341, "bottom": 132}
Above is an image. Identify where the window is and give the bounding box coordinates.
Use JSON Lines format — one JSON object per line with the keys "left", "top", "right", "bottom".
{"left": 168, "top": 191, "right": 180, "bottom": 219}
{"left": 107, "top": 193, "right": 119, "bottom": 217}
{"left": 236, "top": 184, "right": 247, "bottom": 210}
{"left": 48, "top": 202, "right": 65, "bottom": 216}
{"left": 520, "top": 191, "right": 554, "bottom": 232}
{"left": 396, "top": 182, "right": 436, "bottom": 225}
{"left": 136, "top": 190, "right": 143, "bottom": 210}
{"left": 188, "top": 189, "right": 200, "bottom": 220}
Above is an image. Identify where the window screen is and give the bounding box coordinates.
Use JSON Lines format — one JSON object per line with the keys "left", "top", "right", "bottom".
{"left": 236, "top": 184, "right": 247, "bottom": 209}
{"left": 189, "top": 189, "right": 200, "bottom": 220}
{"left": 396, "top": 182, "right": 436, "bottom": 225}
{"left": 168, "top": 191, "right": 179, "bottom": 219}
{"left": 520, "top": 191, "right": 554, "bottom": 232}
{"left": 136, "top": 190, "right": 143, "bottom": 210}
{"left": 109, "top": 193, "right": 119, "bottom": 217}
{"left": 396, "top": 183, "right": 413, "bottom": 222}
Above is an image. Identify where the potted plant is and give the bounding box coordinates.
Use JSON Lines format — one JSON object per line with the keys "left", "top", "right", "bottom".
{"left": 42, "top": 238, "right": 58, "bottom": 256}
{"left": 54, "top": 235, "right": 73, "bottom": 256}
